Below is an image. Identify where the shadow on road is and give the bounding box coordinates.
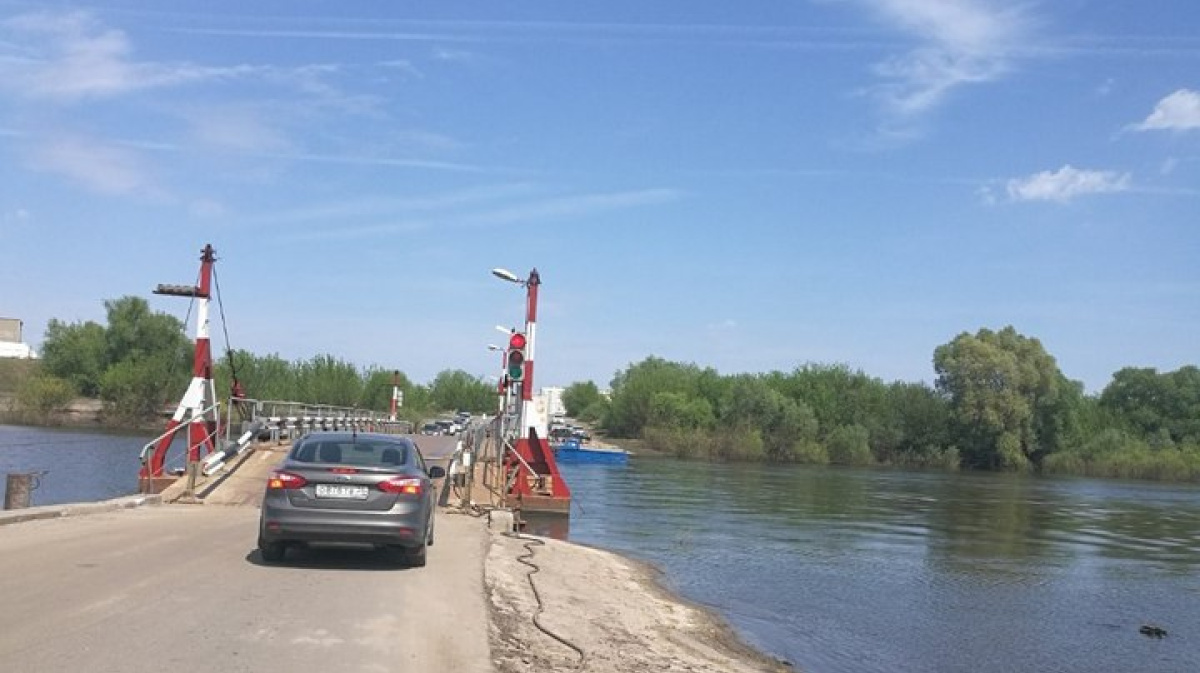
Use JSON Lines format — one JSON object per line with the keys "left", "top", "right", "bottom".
{"left": 244, "top": 545, "right": 419, "bottom": 571}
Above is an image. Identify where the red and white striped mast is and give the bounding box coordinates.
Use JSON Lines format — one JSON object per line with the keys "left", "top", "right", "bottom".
{"left": 141, "top": 244, "right": 219, "bottom": 483}
{"left": 520, "top": 269, "right": 540, "bottom": 435}
{"left": 389, "top": 370, "right": 401, "bottom": 421}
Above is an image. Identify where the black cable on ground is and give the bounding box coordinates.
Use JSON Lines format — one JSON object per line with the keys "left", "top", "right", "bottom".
{"left": 504, "top": 531, "right": 588, "bottom": 670}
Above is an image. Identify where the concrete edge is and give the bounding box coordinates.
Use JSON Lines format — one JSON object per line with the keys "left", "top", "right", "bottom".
{"left": 0, "top": 494, "right": 163, "bottom": 527}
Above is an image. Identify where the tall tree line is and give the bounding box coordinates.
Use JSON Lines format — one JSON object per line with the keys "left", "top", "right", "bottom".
{"left": 15, "top": 295, "right": 497, "bottom": 425}
{"left": 563, "top": 327, "right": 1200, "bottom": 481}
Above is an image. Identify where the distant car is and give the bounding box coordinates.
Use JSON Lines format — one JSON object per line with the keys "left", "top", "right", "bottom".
{"left": 258, "top": 432, "right": 446, "bottom": 566}
{"left": 420, "top": 423, "right": 441, "bottom": 435}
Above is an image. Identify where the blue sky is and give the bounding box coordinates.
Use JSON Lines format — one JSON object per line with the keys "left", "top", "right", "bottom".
{"left": 1, "top": 1, "right": 1197, "bottom": 393}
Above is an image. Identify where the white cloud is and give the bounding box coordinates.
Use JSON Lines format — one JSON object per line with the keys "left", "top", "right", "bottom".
{"left": 29, "top": 136, "right": 158, "bottom": 195}
{"left": 1134, "top": 89, "right": 1200, "bottom": 131}
{"left": 852, "top": 0, "right": 1031, "bottom": 118}
{"left": 0, "top": 11, "right": 259, "bottom": 102}
{"left": 377, "top": 59, "right": 424, "bottom": 78}
{"left": 182, "top": 105, "right": 293, "bottom": 154}
{"left": 1004, "top": 165, "right": 1130, "bottom": 203}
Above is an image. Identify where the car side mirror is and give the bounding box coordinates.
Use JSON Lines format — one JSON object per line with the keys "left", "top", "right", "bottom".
{"left": 428, "top": 465, "right": 447, "bottom": 479}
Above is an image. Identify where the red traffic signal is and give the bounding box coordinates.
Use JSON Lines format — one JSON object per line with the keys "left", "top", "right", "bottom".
{"left": 507, "top": 333, "right": 527, "bottom": 381}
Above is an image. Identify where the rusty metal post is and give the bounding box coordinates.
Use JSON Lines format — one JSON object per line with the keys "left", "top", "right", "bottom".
{"left": 4, "top": 473, "right": 34, "bottom": 510}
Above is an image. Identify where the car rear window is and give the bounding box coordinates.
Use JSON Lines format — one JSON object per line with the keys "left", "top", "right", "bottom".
{"left": 292, "top": 440, "right": 409, "bottom": 467}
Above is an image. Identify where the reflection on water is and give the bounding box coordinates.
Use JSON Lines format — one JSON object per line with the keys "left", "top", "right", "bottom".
{"left": 560, "top": 459, "right": 1200, "bottom": 673}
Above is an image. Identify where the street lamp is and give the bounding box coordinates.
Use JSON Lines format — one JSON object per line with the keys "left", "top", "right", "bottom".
{"left": 490, "top": 266, "right": 542, "bottom": 438}
{"left": 491, "top": 268, "right": 522, "bottom": 285}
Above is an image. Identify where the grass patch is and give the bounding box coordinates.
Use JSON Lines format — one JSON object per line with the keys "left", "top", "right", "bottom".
{"left": 0, "top": 358, "right": 40, "bottom": 395}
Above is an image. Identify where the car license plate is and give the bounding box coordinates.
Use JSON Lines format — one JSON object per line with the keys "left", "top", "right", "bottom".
{"left": 315, "top": 484, "right": 369, "bottom": 499}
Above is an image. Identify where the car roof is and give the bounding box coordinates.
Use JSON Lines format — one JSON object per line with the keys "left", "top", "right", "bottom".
{"left": 297, "top": 432, "right": 415, "bottom": 446}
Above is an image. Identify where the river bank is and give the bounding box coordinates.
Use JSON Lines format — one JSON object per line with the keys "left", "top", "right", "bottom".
{"left": 0, "top": 395, "right": 159, "bottom": 433}
{"left": 485, "top": 520, "right": 792, "bottom": 673}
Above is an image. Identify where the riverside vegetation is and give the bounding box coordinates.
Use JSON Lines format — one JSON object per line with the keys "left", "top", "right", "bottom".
{"left": 1, "top": 296, "right": 499, "bottom": 430}
{"left": 561, "top": 328, "right": 1200, "bottom": 483}
{"left": 6, "top": 295, "right": 1198, "bottom": 482}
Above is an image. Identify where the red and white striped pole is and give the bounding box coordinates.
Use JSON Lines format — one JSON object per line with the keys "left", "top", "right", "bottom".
{"left": 521, "top": 269, "right": 540, "bottom": 436}
{"left": 389, "top": 370, "right": 400, "bottom": 421}
{"left": 142, "top": 244, "right": 218, "bottom": 480}
{"left": 188, "top": 245, "right": 216, "bottom": 464}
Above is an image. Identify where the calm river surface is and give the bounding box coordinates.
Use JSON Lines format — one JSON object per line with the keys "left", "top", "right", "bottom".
{"left": 0, "top": 424, "right": 149, "bottom": 505}
{"left": 5, "top": 425, "right": 1198, "bottom": 672}
{"left": 557, "top": 458, "right": 1200, "bottom": 673}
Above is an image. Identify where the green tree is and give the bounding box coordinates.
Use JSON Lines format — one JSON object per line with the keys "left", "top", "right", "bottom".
{"left": 1101, "top": 366, "right": 1200, "bottom": 444}
{"left": 215, "top": 351, "right": 295, "bottom": 402}
{"left": 100, "top": 356, "right": 180, "bottom": 421}
{"left": 428, "top": 369, "right": 493, "bottom": 413}
{"left": 103, "top": 296, "right": 190, "bottom": 368}
{"left": 40, "top": 319, "right": 107, "bottom": 396}
{"left": 718, "top": 375, "right": 818, "bottom": 461}
{"left": 562, "top": 381, "right": 602, "bottom": 417}
{"left": 933, "top": 326, "right": 1073, "bottom": 470}
{"left": 605, "top": 357, "right": 712, "bottom": 437}
{"left": 294, "top": 354, "right": 363, "bottom": 406}
{"left": 878, "top": 382, "right": 953, "bottom": 464}
{"left": 648, "top": 391, "right": 715, "bottom": 430}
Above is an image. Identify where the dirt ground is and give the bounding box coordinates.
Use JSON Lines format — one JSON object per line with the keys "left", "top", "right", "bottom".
{"left": 485, "top": 525, "right": 794, "bottom": 673}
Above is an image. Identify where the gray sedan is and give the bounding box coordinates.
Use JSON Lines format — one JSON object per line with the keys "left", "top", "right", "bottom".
{"left": 258, "top": 432, "right": 446, "bottom": 566}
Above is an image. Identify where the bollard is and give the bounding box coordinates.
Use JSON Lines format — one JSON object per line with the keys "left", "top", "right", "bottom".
{"left": 4, "top": 473, "right": 35, "bottom": 510}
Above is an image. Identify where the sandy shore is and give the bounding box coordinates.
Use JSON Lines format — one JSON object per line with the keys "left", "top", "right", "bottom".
{"left": 483, "top": 516, "right": 793, "bottom": 673}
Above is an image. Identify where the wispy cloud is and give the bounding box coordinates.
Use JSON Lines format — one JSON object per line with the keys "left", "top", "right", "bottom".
{"left": 849, "top": 0, "right": 1032, "bottom": 120}
{"left": 181, "top": 104, "right": 293, "bottom": 154}
{"left": 1001, "top": 165, "right": 1131, "bottom": 204}
{"left": 284, "top": 187, "right": 683, "bottom": 241}
{"left": 0, "top": 11, "right": 258, "bottom": 102}
{"left": 377, "top": 59, "right": 424, "bottom": 78}
{"left": 1133, "top": 89, "right": 1200, "bottom": 132}
{"left": 28, "top": 135, "right": 160, "bottom": 196}
{"left": 459, "top": 188, "right": 682, "bottom": 227}
{"left": 239, "top": 183, "right": 539, "bottom": 227}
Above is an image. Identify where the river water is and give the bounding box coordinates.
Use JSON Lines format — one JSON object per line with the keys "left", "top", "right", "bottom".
{"left": 0, "top": 424, "right": 150, "bottom": 506}
{"left": 557, "top": 458, "right": 1200, "bottom": 673}
{"left": 4, "top": 425, "right": 1198, "bottom": 672}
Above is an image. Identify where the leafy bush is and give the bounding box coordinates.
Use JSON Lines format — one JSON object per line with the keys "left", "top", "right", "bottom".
{"left": 826, "top": 424, "right": 873, "bottom": 466}
{"left": 15, "top": 374, "right": 76, "bottom": 421}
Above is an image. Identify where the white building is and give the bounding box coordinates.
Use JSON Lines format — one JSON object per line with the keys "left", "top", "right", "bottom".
{"left": 0, "top": 318, "right": 37, "bottom": 359}
{"left": 541, "top": 386, "right": 567, "bottom": 418}
{"left": 520, "top": 387, "right": 568, "bottom": 440}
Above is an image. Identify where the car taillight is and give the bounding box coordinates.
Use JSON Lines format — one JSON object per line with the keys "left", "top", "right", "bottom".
{"left": 379, "top": 477, "right": 423, "bottom": 495}
{"left": 268, "top": 471, "right": 307, "bottom": 490}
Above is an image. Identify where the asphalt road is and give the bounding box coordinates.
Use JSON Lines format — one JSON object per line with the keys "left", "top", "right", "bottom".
{"left": 0, "top": 433, "right": 491, "bottom": 673}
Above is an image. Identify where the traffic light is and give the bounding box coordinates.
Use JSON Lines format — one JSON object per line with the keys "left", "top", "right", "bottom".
{"left": 507, "top": 332, "right": 527, "bottom": 381}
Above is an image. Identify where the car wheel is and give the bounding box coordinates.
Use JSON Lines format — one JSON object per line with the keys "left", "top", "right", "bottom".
{"left": 408, "top": 544, "right": 427, "bottom": 568}
{"left": 259, "top": 539, "right": 286, "bottom": 563}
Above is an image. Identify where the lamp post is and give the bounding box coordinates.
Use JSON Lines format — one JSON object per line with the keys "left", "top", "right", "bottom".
{"left": 491, "top": 267, "right": 541, "bottom": 438}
